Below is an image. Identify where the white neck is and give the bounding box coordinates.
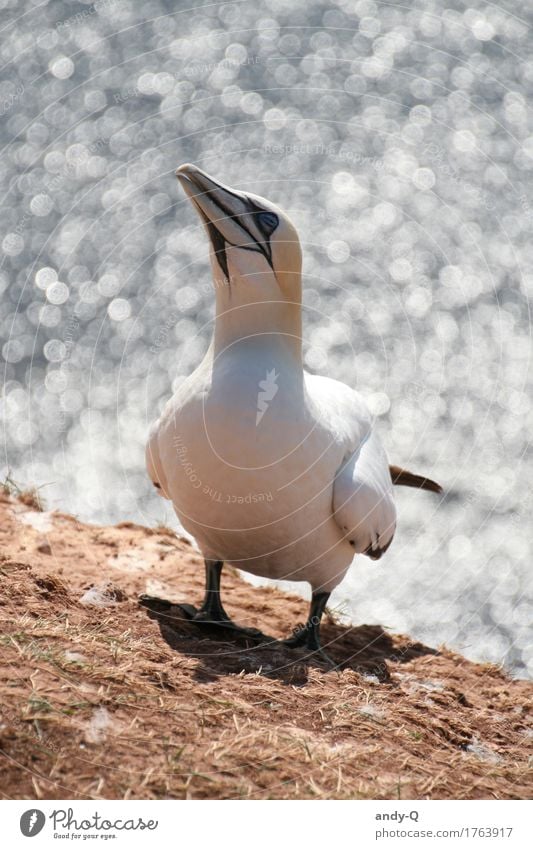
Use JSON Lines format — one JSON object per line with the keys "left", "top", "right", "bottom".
{"left": 212, "top": 282, "right": 303, "bottom": 365}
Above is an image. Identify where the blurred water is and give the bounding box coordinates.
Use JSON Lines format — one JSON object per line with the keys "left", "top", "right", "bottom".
{"left": 1, "top": 0, "right": 531, "bottom": 677}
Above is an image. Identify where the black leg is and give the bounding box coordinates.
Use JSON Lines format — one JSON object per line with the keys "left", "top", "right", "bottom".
{"left": 192, "top": 560, "right": 264, "bottom": 637}
{"left": 282, "top": 591, "right": 336, "bottom": 666}
{"left": 194, "top": 560, "right": 232, "bottom": 622}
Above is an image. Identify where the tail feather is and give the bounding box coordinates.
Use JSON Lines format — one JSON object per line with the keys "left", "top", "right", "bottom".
{"left": 389, "top": 465, "right": 442, "bottom": 494}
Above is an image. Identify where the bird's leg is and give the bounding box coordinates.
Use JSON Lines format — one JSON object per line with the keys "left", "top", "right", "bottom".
{"left": 282, "top": 591, "right": 336, "bottom": 666}
{"left": 192, "top": 560, "right": 263, "bottom": 637}
{"left": 194, "top": 560, "right": 231, "bottom": 622}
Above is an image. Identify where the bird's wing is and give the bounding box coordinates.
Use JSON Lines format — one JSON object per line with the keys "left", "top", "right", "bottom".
{"left": 145, "top": 417, "right": 170, "bottom": 499}
{"left": 305, "top": 372, "right": 372, "bottom": 453}
{"left": 333, "top": 428, "right": 397, "bottom": 559}
{"left": 305, "top": 372, "right": 395, "bottom": 558}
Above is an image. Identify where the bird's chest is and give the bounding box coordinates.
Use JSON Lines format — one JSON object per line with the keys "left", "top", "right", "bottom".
{"left": 160, "top": 371, "right": 338, "bottom": 531}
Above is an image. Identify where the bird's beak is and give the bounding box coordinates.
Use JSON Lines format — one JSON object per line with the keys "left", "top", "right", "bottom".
{"left": 175, "top": 164, "right": 273, "bottom": 278}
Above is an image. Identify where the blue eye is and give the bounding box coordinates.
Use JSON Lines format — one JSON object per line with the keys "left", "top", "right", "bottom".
{"left": 256, "top": 211, "right": 279, "bottom": 235}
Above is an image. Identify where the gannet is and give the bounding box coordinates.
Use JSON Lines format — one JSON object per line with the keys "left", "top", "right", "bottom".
{"left": 146, "top": 164, "right": 441, "bottom": 662}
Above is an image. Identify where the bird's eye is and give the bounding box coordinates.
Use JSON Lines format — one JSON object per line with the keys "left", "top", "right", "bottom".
{"left": 256, "top": 211, "right": 279, "bottom": 235}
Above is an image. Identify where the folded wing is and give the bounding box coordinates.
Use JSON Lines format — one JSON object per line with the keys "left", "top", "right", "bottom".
{"left": 333, "top": 429, "right": 396, "bottom": 559}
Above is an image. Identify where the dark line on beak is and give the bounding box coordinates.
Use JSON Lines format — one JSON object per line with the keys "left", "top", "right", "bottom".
{"left": 183, "top": 171, "right": 275, "bottom": 283}
{"left": 205, "top": 188, "right": 274, "bottom": 268}
{"left": 192, "top": 200, "right": 230, "bottom": 284}
{"left": 191, "top": 180, "right": 274, "bottom": 269}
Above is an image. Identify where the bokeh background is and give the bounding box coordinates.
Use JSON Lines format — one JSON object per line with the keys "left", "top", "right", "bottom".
{"left": 1, "top": 0, "right": 531, "bottom": 676}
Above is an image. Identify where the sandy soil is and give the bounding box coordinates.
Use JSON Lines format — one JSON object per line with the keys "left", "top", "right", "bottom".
{"left": 0, "top": 489, "right": 531, "bottom": 800}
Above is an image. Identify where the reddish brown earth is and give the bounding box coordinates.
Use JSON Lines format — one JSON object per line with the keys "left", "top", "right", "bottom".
{"left": 0, "top": 489, "right": 531, "bottom": 800}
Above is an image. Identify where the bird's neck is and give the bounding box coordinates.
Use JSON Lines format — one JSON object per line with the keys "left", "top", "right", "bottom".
{"left": 213, "top": 289, "right": 303, "bottom": 364}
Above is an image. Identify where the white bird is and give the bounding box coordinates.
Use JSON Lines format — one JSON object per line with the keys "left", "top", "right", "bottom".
{"left": 146, "top": 164, "right": 441, "bottom": 661}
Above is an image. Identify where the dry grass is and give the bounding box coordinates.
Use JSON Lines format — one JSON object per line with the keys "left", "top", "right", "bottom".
{"left": 1, "top": 473, "right": 44, "bottom": 511}
{"left": 0, "top": 489, "right": 531, "bottom": 800}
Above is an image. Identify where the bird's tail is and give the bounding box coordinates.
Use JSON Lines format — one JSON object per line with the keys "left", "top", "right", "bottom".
{"left": 389, "top": 465, "right": 442, "bottom": 494}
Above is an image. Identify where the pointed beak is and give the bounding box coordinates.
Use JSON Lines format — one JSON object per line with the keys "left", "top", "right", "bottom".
{"left": 175, "top": 164, "right": 273, "bottom": 275}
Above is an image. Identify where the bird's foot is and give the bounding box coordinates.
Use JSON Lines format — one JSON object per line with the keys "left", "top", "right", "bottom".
{"left": 139, "top": 595, "right": 267, "bottom": 642}
{"left": 283, "top": 644, "right": 337, "bottom": 667}
{"left": 281, "top": 625, "right": 338, "bottom": 669}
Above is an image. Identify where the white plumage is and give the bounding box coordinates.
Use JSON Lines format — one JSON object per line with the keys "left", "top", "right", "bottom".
{"left": 146, "top": 164, "right": 439, "bottom": 658}
{"left": 147, "top": 343, "right": 396, "bottom": 594}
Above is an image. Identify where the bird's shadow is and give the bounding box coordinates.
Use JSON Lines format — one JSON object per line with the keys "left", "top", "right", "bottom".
{"left": 139, "top": 595, "right": 439, "bottom": 686}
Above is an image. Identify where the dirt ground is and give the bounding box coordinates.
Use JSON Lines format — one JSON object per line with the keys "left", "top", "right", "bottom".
{"left": 0, "top": 488, "right": 531, "bottom": 800}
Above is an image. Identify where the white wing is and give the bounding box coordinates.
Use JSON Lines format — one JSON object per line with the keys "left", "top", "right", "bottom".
{"left": 146, "top": 417, "right": 170, "bottom": 499}
{"left": 333, "top": 427, "right": 396, "bottom": 558}
{"left": 305, "top": 372, "right": 396, "bottom": 558}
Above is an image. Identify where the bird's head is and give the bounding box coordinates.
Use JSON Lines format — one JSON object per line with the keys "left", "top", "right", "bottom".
{"left": 176, "top": 164, "right": 302, "bottom": 306}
